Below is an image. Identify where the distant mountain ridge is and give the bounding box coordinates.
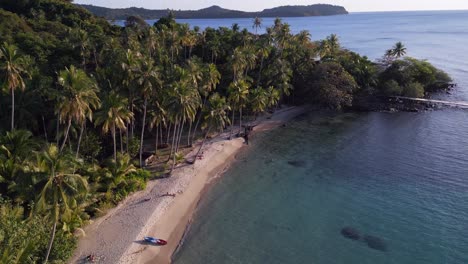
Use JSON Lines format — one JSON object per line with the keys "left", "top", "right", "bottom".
{"left": 79, "top": 4, "right": 348, "bottom": 20}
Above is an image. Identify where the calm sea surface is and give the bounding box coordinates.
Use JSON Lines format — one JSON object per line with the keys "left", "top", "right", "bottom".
{"left": 160, "top": 11, "right": 468, "bottom": 264}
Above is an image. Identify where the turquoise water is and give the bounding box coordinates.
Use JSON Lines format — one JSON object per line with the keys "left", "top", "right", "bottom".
{"left": 173, "top": 111, "right": 468, "bottom": 264}
{"left": 168, "top": 11, "right": 468, "bottom": 264}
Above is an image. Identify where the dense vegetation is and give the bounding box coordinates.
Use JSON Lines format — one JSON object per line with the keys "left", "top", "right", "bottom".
{"left": 0, "top": 0, "right": 451, "bottom": 262}
{"left": 80, "top": 4, "right": 348, "bottom": 20}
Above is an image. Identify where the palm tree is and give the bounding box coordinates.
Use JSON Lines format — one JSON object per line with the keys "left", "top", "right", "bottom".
{"left": 0, "top": 42, "right": 30, "bottom": 131}
{"left": 133, "top": 56, "right": 161, "bottom": 167}
{"left": 191, "top": 64, "right": 220, "bottom": 143}
{"left": 392, "top": 41, "right": 407, "bottom": 58}
{"left": 35, "top": 144, "right": 88, "bottom": 264}
{"left": 252, "top": 17, "right": 263, "bottom": 36}
{"left": 193, "top": 93, "right": 230, "bottom": 163}
{"left": 166, "top": 67, "right": 201, "bottom": 171}
{"left": 101, "top": 153, "right": 137, "bottom": 191}
{"left": 228, "top": 79, "right": 250, "bottom": 139}
{"left": 255, "top": 41, "right": 271, "bottom": 87}
{"left": 327, "top": 34, "right": 340, "bottom": 52}
{"left": 95, "top": 92, "right": 133, "bottom": 162}
{"left": 56, "top": 65, "right": 100, "bottom": 153}
{"left": 249, "top": 87, "right": 268, "bottom": 118}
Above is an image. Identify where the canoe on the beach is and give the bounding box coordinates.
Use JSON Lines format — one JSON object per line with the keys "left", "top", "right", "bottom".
{"left": 144, "top": 236, "right": 168, "bottom": 245}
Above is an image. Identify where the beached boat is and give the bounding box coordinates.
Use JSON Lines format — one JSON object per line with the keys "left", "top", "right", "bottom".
{"left": 144, "top": 236, "right": 168, "bottom": 245}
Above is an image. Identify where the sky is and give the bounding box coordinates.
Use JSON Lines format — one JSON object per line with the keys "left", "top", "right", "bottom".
{"left": 74, "top": 0, "right": 468, "bottom": 12}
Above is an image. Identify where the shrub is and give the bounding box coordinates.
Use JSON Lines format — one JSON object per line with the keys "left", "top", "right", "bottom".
{"left": 381, "top": 80, "right": 403, "bottom": 96}
{"left": 403, "top": 82, "right": 425, "bottom": 98}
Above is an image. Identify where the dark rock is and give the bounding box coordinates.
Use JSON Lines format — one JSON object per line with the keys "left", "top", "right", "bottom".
{"left": 363, "top": 235, "right": 387, "bottom": 252}
{"left": 287, "top": 160, "right": 306, "bottom": 167}
{"left": 340, "top": 227, "right": 361, "bottom": 241}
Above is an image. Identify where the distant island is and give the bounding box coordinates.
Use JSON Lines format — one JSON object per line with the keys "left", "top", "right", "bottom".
{"left": 79, "top": 4, "right": 348, "bottom": 20}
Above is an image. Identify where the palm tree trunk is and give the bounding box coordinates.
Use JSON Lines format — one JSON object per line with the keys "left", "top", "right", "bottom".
{"left": 155, "top": 124, "right": 159, "bottom": 157}
{"left": 187, "top": 121, "right": 192, "bottom": 146}
{"left": 112, "top": 123, "right": 117, "bottom": 162}
{"left": 193, "top": 128, "right": 210, "bottom": 164}
{"left": 192, "top": 96, "right": 207, "bottom": 143}
{"left": 159, "top": 125, "right": 163, "bottom": 149}
{"left": 239, "top": 107, "right": 243, "bottom": 135}
{"left": 56, "top": 117, "right": 60, "bottom": 145}
{"left": 230, "top": 110, "right": 235, "bottom": 140}
{"left": 130, "top": 97, "right": 134, "bottom": 139}
{"left": 44, "top": 220, "right": 57, "bottom": 264}
{"left": 11, "top": 87, "right": 14, "bottom": 131}
{"left": 60, "top": 119, "right": 72, "bottom": 152}
{"left": 42, "top": 115, "right": 48, "bottom": 141}
{"left": 176, "top": 121, "right": 185, "bottom": 153}
{"left": 172, "top": 121, "right": 184, "bottom": 172}
{"left": 76, "top": 122, "right": 85, "bottom": 159}
{"left": 139, "top": 98, "right": 148, "bottom": 167}
{"left": 166, "top": 123, "right": 171, "bottom": 144}
{"left": 126, "top": 125, "right": 129, "bottom": 153}
{"left": 119, "top": 128, "right": 124, "bottom": 154}
{"left": 168, "top": 121, "right": 178, "bottom": 162}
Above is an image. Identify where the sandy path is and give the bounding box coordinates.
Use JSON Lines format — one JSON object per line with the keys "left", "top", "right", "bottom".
{"left": 70, "top": 106, "right": 307, "bottom": 264}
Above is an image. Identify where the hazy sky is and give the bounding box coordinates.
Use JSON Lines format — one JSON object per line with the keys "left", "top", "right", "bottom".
{"left": 74, "top": 0, "right": 468, "bottom": 12}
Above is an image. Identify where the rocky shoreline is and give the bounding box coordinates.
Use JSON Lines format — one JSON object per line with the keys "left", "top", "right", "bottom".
{"left": 352, "top": 94, "right": 456, "bottom": 113}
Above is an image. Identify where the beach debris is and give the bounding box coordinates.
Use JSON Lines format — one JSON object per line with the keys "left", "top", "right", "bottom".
{"left": 340, "top": 226, "right": 361, "bottom": 241}
{"left": 287, "top": 160, "right": 306, "bottom": 167}
{"left": 159, "top": 192, "right": 176, "bottom": 197}
{"left": 363, "top": 235, "right": 387, "bottom": 252}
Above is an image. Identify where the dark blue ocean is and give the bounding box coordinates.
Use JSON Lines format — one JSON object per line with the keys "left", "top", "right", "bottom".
{"left": 156, "top": 11, "right": 468, "bottom": 264}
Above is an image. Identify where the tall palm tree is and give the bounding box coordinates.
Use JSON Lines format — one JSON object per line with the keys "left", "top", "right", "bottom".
{"left": 95, "top": 92, "right": 133, "bottom": 162}
{"left": 133, "top": 56, "right": 161, "bottom": 167}
{"left": 0, "top": 42, "right": 30, "bottom": 131}
{"left": 228, "top": 79, "right": 250, "bottom": 139}
{"left": 166, "top": 67, "right": 201, "bottom": 171}
{"left": 56, "top": 66, "right": 100, "bottom": 153}
{"left": 252, "top": 17, "right": 263, "bottom": 36}
{"left": 35, "top": 144, "right": 88, "bottom": 264}
{"left": 392, "top": 41, "right": 407, "bottom": 58}
{"left": 193, "top": 93, "right": 230, "bottom": 163}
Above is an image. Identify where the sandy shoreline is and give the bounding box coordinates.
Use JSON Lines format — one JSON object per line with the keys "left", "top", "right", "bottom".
{"left": 70, "top": 106, "right": 307, "bottom": 264}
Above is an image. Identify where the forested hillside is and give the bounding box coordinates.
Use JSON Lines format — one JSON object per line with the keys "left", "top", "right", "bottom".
{"left": 80, "top": 4, "right": 348, "bottom": 20}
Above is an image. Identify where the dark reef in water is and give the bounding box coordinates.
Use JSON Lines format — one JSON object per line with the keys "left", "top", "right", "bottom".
{"left": 363, "top": 235, "right": 388, "bottom": 252}
{"left": 340, "top": 227, "right": 388, "bottom": 252}
{"left": 340, "top": 227, "right": 361, "bottom": 241}
{"left": 287, "top": 160, "right": 306, "bottom": 167}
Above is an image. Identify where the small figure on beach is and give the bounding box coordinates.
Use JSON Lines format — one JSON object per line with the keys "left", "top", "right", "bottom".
{"left": 86, "top": 254, "right": 95, "bottom": 263}
{"left": 197, "top": 152, "right": 204, "bottom": 160}
{"left": 243, "top": 133, "right": 249, "bottom": 145}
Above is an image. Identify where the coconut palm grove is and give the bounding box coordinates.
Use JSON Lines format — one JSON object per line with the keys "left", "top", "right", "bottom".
{"left": 0, "top": 0, "right": 453, "bottom": 262}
